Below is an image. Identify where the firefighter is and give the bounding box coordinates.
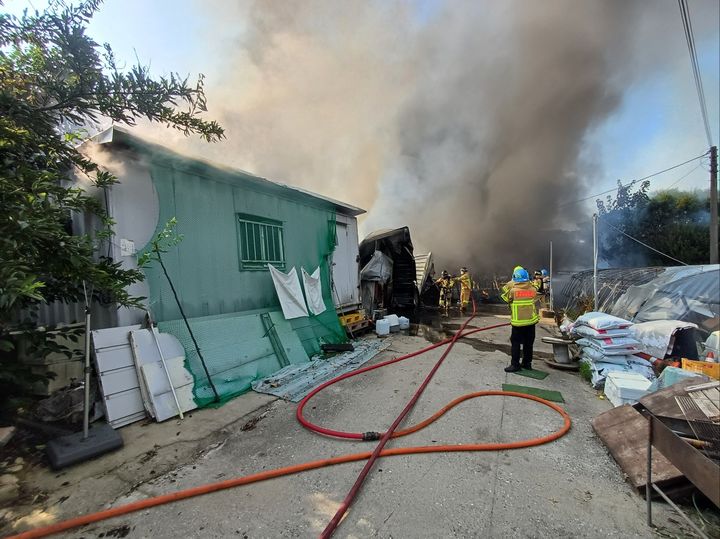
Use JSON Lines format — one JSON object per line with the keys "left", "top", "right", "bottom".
{"left": 541, "top": 269, "right": 550, "bottom": 296}
{"left": 533, "top": 270, "right": 544, "bottom": 294}
{"left": 458, "top": 267, "right": 472, "bottom": 313}
{"left": 435, "top": 270, "right": 455, "bottom": 313}
{"left": 501, "top": 266, "right": 540, "bottom": 372}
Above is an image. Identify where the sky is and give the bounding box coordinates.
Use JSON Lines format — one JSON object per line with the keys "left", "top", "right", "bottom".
{"left": 4, "top": 0, "right": 720, "bottom": 239}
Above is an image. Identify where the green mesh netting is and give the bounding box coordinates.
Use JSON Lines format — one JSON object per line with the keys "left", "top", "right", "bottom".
{"left": 133, "top": 137, "right": 348, "bottom": 408}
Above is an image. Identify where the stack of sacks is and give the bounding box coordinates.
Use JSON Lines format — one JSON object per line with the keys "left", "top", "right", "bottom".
{"left": 572, "top": 312, "right": 653, "bottom": 388}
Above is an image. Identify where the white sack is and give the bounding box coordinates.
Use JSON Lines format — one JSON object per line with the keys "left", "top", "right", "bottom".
{"left": 590, "top": 361, "right": 633, "bottom": 389}
{"left": 572, "top": 325, "right": 632, "bottom": 339}
{"left": 302, "top": 267, "right": 326, "bottom": 316}
{"left": 628, "top": 355, "right": 654, "bottom": 367}
{"left": 269, "top": 265, "right": 309, "bottom": 319}
{"left": 576, "top": 337, "right": 641, "bottom": 354}
{"left": 581, "top": 347, "right": 631, "bottom": 365}
{"left": 628, "top": 362, "right": 656, "bottom": 381}
{"left": 575, "top": 312, "right": 633, "bottom": 330}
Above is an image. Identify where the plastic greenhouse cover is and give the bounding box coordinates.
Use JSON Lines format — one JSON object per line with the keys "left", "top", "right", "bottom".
{"left": 610, "top": 265, "right": 719, "bottom": 338}
{"left": 631, "top": 320, "right": 698, "bottom": 359}
{"left": 609, "top": 266, "right": 695, "bottom": 318}
{"left": 360, "top": 250, "right": 394, "bottom": 283}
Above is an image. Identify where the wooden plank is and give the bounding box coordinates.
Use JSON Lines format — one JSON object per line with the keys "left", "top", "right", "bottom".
{"left": 591, "top": 405, "right": 684, "bottom": 489}
{"left": 687, "top": 381, "right": 720, "bottom": 393}
{"left": 638, "top": 376, "right": 707, "bottom": 420}
{"left": 269, "top": 311, "right": 311, "bottom": 365}
{"left": 650, "top": 415, "right": 720, "bottom": 506}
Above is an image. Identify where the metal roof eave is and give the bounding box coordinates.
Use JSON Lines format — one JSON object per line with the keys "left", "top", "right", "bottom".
{"left": 88, "top": 126, "right": 366, "bottom": 217}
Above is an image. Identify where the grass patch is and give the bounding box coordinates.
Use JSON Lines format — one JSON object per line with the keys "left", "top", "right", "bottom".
{"left": 579, "top": 360, "right": 592, "bottom": 383}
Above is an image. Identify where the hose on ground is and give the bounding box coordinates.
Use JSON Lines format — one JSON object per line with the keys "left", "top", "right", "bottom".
{"left": 318, "top": 302, "right": 483, "bottom": 537}
{"left": 9, "top": 315, "right": 571, "bottom": 539}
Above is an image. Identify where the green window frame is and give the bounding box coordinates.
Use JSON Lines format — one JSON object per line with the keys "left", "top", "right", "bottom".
{"left": 237, "top": 213, "right": 285, "bottom": 270}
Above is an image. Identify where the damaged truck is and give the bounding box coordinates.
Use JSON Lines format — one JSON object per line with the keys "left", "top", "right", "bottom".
{"left": 359, "top": 227, "right": 419, "bottom": 316}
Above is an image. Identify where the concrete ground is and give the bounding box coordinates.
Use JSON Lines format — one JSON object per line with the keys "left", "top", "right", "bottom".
{"left": 3, "top": 314, "right": 715, "bottom": 538}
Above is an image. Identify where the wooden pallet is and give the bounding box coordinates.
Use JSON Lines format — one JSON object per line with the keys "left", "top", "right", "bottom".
{"left": 344, "top": 319, "right": 372, "bottom": 336}
{"left": 339, "top": 311, "right": 363, "bottom": 326}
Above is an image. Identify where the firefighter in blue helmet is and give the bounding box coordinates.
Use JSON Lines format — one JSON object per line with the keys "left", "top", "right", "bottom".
{"left": 541, "top": 269, "right": 550, "bottom": 299}
{"left": 501, "top": 266, "right": 541, "bottom": 372}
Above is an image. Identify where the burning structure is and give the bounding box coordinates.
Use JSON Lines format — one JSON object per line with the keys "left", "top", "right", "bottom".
{"left": 359, "top": 227, "right": 418, "bottom": 316}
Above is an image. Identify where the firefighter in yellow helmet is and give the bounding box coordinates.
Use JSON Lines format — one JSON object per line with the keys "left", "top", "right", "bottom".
{"left": 435, "top": 270, "right": 455, "bottom": 314}
{"left": 500, "top": 266, "right": 540, "bottom": 372}
{"left": 457, "top": 267, "right": 473, "bottom": 313}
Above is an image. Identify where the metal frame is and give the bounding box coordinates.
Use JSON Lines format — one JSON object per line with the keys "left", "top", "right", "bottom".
{"left": 237, "top": 214, "right": 286, "bottom": 270}
{"left": 646, "top": 412, "right": 719, "bottom": 538}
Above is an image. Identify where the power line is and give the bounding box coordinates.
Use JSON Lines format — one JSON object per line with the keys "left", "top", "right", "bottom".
{"left": 600, "top": 218, "right": 689, "bottom": 266}
{"left": 678, "top": 0, "right": 714, "bottom": 146}
{"left": 558, "top": 151, "right": 708, "bottom": 208}
{"left": 656, "top": 162, "right": 703, "bottom": 191}
{"left": 679, "top": 0, "right": 712, "bottom": 145}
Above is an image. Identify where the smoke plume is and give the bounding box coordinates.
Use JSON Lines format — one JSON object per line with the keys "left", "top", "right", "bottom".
{"left": 134, "top": 0, "right": 717, "bottom": 274}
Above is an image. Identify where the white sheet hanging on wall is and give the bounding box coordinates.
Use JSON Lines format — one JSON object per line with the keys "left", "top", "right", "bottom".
{"left": 302, "top": 267, "right": 326, "bottom": 315}
{"left": 269, "top": 265, "right": 309, "bottom": 319}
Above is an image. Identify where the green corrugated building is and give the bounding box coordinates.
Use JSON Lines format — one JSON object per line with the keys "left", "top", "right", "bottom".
{"left": 86, "top": 127, "right": 364, "bottom": 405}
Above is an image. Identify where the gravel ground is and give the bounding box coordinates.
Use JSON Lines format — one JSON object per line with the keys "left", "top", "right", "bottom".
{"left": 6, "top": 314, "right": 717, "bottom": 538}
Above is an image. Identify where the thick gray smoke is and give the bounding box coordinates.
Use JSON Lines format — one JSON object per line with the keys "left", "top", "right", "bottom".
{"left": 366, "top": 1, "right": 638, "bottom": 274}
{"left": 134, "top": 0, "right": 717, "bottom": 275}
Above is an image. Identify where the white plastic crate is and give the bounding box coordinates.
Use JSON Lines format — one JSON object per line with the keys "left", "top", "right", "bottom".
{"left": 604, "top": 371, "right": 652, "bottom": 407}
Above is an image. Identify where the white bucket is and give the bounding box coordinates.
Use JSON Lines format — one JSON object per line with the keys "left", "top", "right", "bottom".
{"left": 384, "top": 314, "right": 399, "bottom": 326}
{"left": 398, "top": 316, "right": 410, "bottom": 330}
{"left": 376, "top": 319, "right": 391, "bottom": 336}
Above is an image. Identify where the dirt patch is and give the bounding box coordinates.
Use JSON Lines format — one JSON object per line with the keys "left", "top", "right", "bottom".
{"left": 442, "top": 323, "right": 482, "bottom": 331}
{"left": 98, "top": 524, "right": 132, "bottom": 537}
{"left": 138, "top": 446, "right": 159, "bottom": 465}
{"left": 240, "top": 410, "right": 269, "bottom": 432}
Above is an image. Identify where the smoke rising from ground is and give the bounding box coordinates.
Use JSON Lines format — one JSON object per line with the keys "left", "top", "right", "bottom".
{"left": 134, "top": 0, "right": 717, "bottom": 274}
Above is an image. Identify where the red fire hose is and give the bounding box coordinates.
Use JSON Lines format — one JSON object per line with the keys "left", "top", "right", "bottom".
{"left": 315, "top": 304, "right": 490, "bottom": 537}
{"left": 8, "top": 314, "right": 571, "bottom": 539}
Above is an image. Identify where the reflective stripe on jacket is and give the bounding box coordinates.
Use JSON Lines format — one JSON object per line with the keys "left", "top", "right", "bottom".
{"left": 458, "top": 273, "right": 472, "bottom": 291}
{"left": 501, "top": 281, "right": 540, "bottom": 327}
{"left": 436, "top": 277, "right": 455, "bottom": 290}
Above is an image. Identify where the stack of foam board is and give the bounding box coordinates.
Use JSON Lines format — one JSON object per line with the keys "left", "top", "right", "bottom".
{"left": 604, "top": 371, "right": 652, "bottom": 407}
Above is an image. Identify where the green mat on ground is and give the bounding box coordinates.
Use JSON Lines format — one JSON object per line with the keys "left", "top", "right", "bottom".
{"left": 501, "top": 384, "right": 564, "bottom": 403}
{"left": 513, "top": 368, "right": 549, "bottom": 380}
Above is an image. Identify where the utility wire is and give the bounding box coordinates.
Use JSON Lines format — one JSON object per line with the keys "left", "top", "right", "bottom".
{"left": 559, "top": 151, "right": 709, "bottom": 208}
{"left": 600, "top": 218, "right": 689, "bottom": 266}
{"left": 680, "top": 0, "right": 712, "bottom": 145}
{"left": 678, "top": 0, "right": 714, "bottom": 146}
{"left": 657, "top": 162, "right": 703, "bottom": 190}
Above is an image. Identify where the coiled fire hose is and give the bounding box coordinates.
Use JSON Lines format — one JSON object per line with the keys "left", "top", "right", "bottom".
{"left": 9, "top": 309, "right": 571, "bottom": 539}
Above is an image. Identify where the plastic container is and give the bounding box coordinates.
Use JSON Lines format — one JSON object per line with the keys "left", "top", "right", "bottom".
{"left": 398, "top": 316, "right": 410, "bottom": 330}
{"left": 375, "top": 319, "right": 390, "bottom": 336}
{"left": 682, "top": 358, "right": 720, "bottom": 380}
{"left": 703, "top": 331, "right": 720, "bottom": 360}
{"left": 384, "top": 314, "right": 399, "bottom": 326}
